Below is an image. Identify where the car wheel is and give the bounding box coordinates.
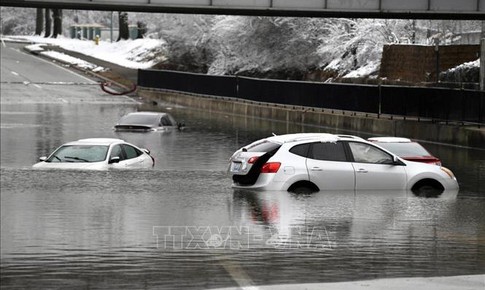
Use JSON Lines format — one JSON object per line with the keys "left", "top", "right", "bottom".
{"left": 291, "top": 187, "right": 315, "bottom": 194}
{"left": 288, "top": 182, "right": 319, "bottom": 194}
{"left": 413, "top": 184, "right": 443, "bottom": 197}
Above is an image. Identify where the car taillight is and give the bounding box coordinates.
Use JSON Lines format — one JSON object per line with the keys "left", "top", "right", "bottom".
{"left": 248, "top": 156, "right": 259, "bottom": 164}
{"left": 261, "top": 162, "right": 281, "bottom": 173}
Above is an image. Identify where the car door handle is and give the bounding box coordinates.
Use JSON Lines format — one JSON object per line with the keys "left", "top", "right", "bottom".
{"left": 311, "top": 167, "right": 323, "bottom": 171}
{"left": 357, "top": 168, "right": 368, "bottom": 173}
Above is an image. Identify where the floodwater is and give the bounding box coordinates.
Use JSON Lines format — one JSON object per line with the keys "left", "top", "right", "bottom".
{"left": 1, "top": 99, "right": 485, "bottom": 289}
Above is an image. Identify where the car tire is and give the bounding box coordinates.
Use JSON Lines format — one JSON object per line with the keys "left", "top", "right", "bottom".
{"left": 413, "top": 183, "right": 443, "bottom": 197}
{"left": 291, "top": 187, "right": 315, "bottom": 194}
{"left": 288, "top": 182, "right": 319, "bottom": 194}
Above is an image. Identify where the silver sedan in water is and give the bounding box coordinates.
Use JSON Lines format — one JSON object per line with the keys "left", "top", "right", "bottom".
{"left": 114, "top": 111, "right": 184, "bottom": 132}
{"left": 33, "top": 138, "right": 154, "bottom": 170}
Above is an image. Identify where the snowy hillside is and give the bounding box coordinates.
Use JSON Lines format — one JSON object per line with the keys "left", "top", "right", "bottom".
{"left": 1, "top": 7, "right": 482, "bottom": 81}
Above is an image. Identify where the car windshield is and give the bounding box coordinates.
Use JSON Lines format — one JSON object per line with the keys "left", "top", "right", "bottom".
{"left": 118, "top": 114, "right": 161, "bottom": 126}
{"left": 47, "top": 145, "right": 109, "bottom": 162}
{"left": 376, "top": 142, "right": 431, "bottom": 157}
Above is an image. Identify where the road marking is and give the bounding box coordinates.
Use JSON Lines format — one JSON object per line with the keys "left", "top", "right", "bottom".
{"left": 217, "top": 256, "right": 259, "bottom": 290}
{"left": 14, "top": 47, "right": 97, "bottom": 84}
{"left": 11, "top": 71, "right": 19, "bottom": 76}
{"left": 33, "top": 84, "right": 42, "bottom": 89}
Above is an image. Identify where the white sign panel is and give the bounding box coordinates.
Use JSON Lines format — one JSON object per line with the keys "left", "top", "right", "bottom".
{"left": 381, "top": 0, "right": 428, "bottom": 10}
{"left": 150, "top": 0, "right": 211, "bottom": 5}
{"left": 327, "top": 0, "right": 380, "bottom": 10}
{"left": 272, "top": 0, "right": 324, "bottom": 9}
{"left": 430, "top": 0, "right": 478, "bottom": 12}
{"left": 212, "top": 0, "right": 271, "bottom": 8}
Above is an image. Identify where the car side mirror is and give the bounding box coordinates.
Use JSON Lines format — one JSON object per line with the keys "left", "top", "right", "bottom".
{"left": 393, "top": 156, "right": 405, "bottom": 166}
{"left": 39, "top": 156, "right": 47, "bottom": 161}
{"left": 109, "top": 156, "right": 120, "bottom": 164}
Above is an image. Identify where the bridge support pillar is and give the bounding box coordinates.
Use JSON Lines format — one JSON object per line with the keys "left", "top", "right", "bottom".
{"left": 481, "top": 38, "right": 485, "bottom": 91}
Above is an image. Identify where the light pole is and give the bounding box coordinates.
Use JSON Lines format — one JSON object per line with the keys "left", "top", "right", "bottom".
{"left": 110, "top": 11, "right": 113, "bottom": 43}
{"left": 434, "top": 38, "right": 440, "bottom": 84}
{"left": 481, "top": 38, "right": 484, "bottom": 91}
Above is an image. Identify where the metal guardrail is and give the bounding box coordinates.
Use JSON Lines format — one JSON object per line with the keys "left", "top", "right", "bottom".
{"left": 138, "top": 69, "right": 485, "bottom": 125}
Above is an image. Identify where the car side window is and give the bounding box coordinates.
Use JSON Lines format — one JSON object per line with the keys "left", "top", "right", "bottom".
{"left": 110, "top": 145, "right": 125, "bottom": 161}
{"left": 289, "top": 143, "right": 310, "bottom": 157}
{"left": 348, "top": 142, "right": 393, "bottom": 164}
{"left": 310, "top": 142, "right": 347, "bottom": 161}
{"left": 122, "top": 144, "right": 142, "bottom": 159}
{"left": 160, "top": 116, "right": 172, "bottom": 126}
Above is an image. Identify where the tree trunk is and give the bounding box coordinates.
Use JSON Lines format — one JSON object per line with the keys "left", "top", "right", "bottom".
{"left": 117, "top": 12, "right": 129, "bottom": 41}
{"left": 44, "top": 8, "right": 51, "bottom": 37}
{"left": 52, "top": 9, "right": 62, "bottom": 38}
{"left": 35, "top": 8, "right": 43, "bottom": 36}
{"left": 136, "top": 21, "right": 147, "bottom": 39}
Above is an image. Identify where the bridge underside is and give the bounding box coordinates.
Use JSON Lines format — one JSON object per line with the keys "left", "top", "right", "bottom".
{"left": 2, "top": 0, "right": 485, "bottom": 20}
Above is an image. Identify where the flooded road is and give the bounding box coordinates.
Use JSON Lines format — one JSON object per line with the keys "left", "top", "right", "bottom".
{"left": 1, "top": 42, "right": 485, "bottom": 289}
{"left": 2, "top": 103, "right": 484, "bottom": 289}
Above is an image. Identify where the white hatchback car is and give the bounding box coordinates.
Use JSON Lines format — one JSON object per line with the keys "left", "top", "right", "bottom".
{"left": 33, "top": 138, "right": 154, "bottom": 170}
{"left": 228, "top": 133, "right": 459, "bottom": 195}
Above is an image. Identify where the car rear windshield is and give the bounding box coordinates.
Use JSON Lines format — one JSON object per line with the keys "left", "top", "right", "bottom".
{"left": 245, "top": 141, "right": 281, "bottom": 153}
{"left": 119, "top": 114, "right": 160, "bottom": 126}
{"left": 377, "top": 142, "right": 431, "bottom": 157}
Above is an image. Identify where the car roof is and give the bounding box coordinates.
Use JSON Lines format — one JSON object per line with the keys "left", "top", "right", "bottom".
{"left": 368, "top": 137, "right": 412, "bottom": 143}
{"left": 264, "top": 133, "right": 364, "bottom": 144}
{"left": 125, "top": 111, "right": 168, "bottom": 116}
{"left": 66, "top": 138, "right": 125, "bottom": 146}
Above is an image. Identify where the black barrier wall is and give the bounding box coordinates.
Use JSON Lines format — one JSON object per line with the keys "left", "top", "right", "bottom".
{"left": 138, "top": 69, "right": 484, "bottom": 124}
{"left": 139, "top": 69, "right": 238, "bottom": 98}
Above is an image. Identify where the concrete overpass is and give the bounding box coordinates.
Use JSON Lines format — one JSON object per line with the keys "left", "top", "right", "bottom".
{"left": 2, "top": 0, "right": 485, "bottom": 20}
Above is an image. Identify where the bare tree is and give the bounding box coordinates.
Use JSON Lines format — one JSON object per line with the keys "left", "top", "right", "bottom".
{"left": 35, "top": 8, "right": 43, "bottom": 35}
{"left": 136, "top": 21, "right": 147, "bottom": 39}
{"left": 117, "top": 12, "right": 129, "bottom": 41}
{"left": 44, "top": 8, "right": 51, "bottom": 37}
{"left": 52, "top": 9, "right": 62, "bottom": 38}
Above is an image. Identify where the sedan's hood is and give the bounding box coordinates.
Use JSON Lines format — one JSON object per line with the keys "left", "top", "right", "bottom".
{"left": 402, "top": 156, "right": 441, "bottom": 164}
{"left": 32, "top": 161, "right": 107, "bottom": 170}
{"left": 114, "top": 125, "right": 154, "bottom": 131}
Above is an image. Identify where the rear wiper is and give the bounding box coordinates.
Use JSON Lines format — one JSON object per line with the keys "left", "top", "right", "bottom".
{"left": 64, "top": 156, "right": 89, "bottom": 162}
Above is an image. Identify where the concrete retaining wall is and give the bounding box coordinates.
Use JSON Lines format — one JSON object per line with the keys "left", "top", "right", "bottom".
{"left": 138, "top": 89, "right": 484, "bottom": 149}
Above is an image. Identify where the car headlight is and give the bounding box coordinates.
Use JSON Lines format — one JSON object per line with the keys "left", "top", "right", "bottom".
{"left": 440, "top": 167, "right": 456, "bottom": 179}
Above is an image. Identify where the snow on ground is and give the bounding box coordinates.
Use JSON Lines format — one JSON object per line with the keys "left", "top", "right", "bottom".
{"left": 4, "top": 35, "right": 478, "bottom": 81}
{"left": 3, "top": 35, "right": 166, "bottom": 70}
{"left": 24, "top": 43, "right": 106, "bottom": 72}
{"left": 343, "top": 61, "right": 380, "bottom": 78}
{"left": 446, "top": 59, "right": 480, "bottom": 72}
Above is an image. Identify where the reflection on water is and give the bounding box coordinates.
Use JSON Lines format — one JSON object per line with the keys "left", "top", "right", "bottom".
{"left": 2, "top": 166, "right": 484, "bottom": 289}
{"left": 1, "top": 101, "right": 484, "bottom": 289}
